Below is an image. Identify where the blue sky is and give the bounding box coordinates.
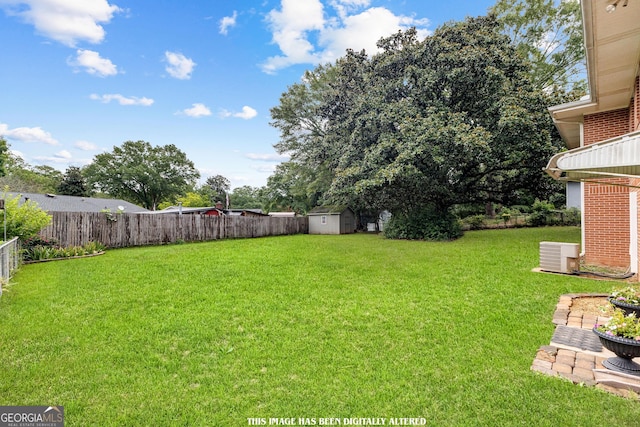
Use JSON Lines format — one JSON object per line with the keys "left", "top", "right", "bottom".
{"left": 0, "top": 0, "right": 496, "bottom": 190}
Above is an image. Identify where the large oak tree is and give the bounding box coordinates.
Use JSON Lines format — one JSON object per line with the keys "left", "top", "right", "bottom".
{"left": 271, "top": 16, "right": 565, "bottom": 239}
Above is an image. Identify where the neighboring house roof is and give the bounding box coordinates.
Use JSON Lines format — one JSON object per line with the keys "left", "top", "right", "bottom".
{"left": 225, "top": 209, "right": 268, "bottom": 217}
{"left": 6, "top": 192, "right": 149, "bottom": 213}
{"left": 308, "top": 205, "right": 353, "bottom": 215}
{"left": 143, "top": 206, "right": 267, "bottom": 216}
{"left": 268, "top": 212, "right": 297, "bottom": 217}
{"left": 143, "top": 206, "right": 222, "bottom": 215}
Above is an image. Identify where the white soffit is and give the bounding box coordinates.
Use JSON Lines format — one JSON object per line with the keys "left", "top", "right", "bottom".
{"left": 546, "top": 131, "right": 640, "bottom": 181}
{"left": 548, "top": 0, "right": 640, "bottom": 149}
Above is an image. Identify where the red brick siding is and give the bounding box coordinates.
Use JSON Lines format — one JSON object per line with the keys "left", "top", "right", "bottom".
{"left": 582, "top": 107, "right": 633, "bottom": 270}
{"left": 583, "top": 180, "right": 630, "bottom": 268}
{"left": 583, "top": 109, "right": 630, "bottom": 145}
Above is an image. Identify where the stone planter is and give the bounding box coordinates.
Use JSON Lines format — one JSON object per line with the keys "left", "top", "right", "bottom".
{"left": 593, "top": 327, "right": 640, "bottom": 376}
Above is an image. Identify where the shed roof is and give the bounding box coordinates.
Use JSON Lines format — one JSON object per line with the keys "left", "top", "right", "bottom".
{"left": 6, "top": 192, "right": 149, "bottom": 213}
{"left": 308, "top": 205, "right": 352, "bottom": 215}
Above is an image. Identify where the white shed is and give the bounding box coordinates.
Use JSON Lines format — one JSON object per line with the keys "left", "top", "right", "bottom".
{"left": 308, "top": 206, "right": 356, "bottom": 235}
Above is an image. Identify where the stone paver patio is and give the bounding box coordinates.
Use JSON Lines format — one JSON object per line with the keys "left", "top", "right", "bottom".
{"left": 532, "top": 293, "right": 640, "bottom": 398}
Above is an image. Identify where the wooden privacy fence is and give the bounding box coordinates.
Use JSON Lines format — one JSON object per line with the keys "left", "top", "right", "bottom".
{"left": 39, "top": 212, "right": 309, "bottom": 248}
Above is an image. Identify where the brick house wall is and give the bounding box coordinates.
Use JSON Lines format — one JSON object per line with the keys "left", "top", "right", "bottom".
{"left": 581, "top": 77, "right": 640, "bottom": 270}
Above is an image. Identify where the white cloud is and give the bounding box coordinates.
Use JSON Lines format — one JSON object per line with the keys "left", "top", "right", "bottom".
{"left": 34, "top": 151, "right": 91, "bottom": 165}
{"left": 164, "top": 51, "right": 196, "bottom": 80}
{"left": 90, "top": 93, "right": 154, "bottom": 106}
{"left": 219, "top": 10, "right": 237, "bottom": 35}
{"left": 262, "top": 0, "right": 325, "bottom": 73}
{"left": 235, "top": 106, "right": 258, "bottom": 120}
{"left": 220, "top": 106, "right": 257, "bottom": 120}
{"left": 74, "top": 140, "right": 98, "bottom": 151}
{"left": 69, "top": 49, "right": 118, "bottom": 77}
{"left": 246, "top": 153, "right": 289, "bottom": 161}
{"left": 54, "top": 149, "right": 72, "bottom": 159}
{"left": 319, "top": 7, "right": 429, "bottom": 64}
{"left": 179, "top": 103, "right": 212, "bottom": 118}
{"left": 0, "top": 0, "right": 122, "bottom": 47}
{"left": 261, "top": 0, "right": 430, "bottom": 73}
{"left": 0, "top": 123, "right": 58, "bottom": 145}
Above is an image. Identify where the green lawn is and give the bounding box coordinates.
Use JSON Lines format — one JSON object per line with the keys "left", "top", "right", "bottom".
{"left": 1, "top": 227, "right": 638, "bottom": 426}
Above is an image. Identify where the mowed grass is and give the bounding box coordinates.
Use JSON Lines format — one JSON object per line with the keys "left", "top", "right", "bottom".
{"left": 1, "top": 227, "right": 639, "bottom": 426}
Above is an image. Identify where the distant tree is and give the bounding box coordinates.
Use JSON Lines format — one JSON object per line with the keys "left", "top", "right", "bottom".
{"left": 179, "top": 192, "right": 211, "bottom": 208}
{"left": 491, "top": 0, "right": 585, "bottom": 92}
{"left": 57, "top": 166, "right": 89, "bottom": 197}
{"left": 0, "top": 151, "right": 63, "bottom": 193}
{"left": 0, "top": 138, "right": 8, "bottom": 178}
{"left": 205, "top": 175, "right": 230, "bottom": 206}
{"left": 229, "top": 185, "right": 263, "bottom": 209}
{"left": 85, "top": 141, "right": 199, "bottom": 210}
{"left": 157, "top": 191, "right": 211, "bottom": 210}
{"left": 261, "top": 161, "right": 328, "bottom": 214}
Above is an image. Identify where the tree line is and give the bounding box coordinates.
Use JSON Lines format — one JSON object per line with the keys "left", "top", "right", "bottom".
{"left": 0, "top": 138, "right": 263, "bottom": 211}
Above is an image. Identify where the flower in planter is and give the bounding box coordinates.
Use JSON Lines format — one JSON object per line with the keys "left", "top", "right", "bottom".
{"left": 595, "top": 308, "right": 640, "bottom": 340}
{"left": 610, "top": 286, "right": 640, "bottom": 306}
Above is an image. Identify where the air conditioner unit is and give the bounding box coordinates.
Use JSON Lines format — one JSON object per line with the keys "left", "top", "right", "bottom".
{"left": 539, "top": 242, "right": 580, "bottom": 274}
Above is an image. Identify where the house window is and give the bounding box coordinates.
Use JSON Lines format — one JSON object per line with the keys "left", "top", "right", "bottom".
{"left": 321, "top": 215, "right": 327, "bottom": 225}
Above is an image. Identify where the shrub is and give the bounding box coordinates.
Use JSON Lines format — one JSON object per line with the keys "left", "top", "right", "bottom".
{"left": 83, "top": 241, "right": 106, "bottom": 254}
{"left": 561, "top": 207, "right": 580, "bottom": 226}
{"left": 510, "top": 205, "right": 531, "bottom": 214}
{"left": 384, "top": 208, "right": 463, "bottom": 241}
{"left": 452, "top": 204, "right": 485, "bottom": 219}
{"left": 462, "top": 214, "right": 486, "bottom": 230}
{"left": 23, "top": 241, "right": 106, "bottom": 262}
{"left": 526, "top": 199, "right": 555, "bottom": 227}
{"left": 500, "top": 207, "right": 512, "bottom": 225}
{"left": 2, "top": 192, "right": 52, "bottom": 241}
{"left": 24, "top": 245, "right": 58, "bottom": 261}
{"left": 21, "top": 236, "right": 58, "bottom": 251}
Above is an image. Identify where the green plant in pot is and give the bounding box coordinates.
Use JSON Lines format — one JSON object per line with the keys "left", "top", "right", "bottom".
{"left": 609, "top": 286, "right": 640, "bottom": 317}
{"left": 593, "top": 308, "right": 640, "bottom": 376}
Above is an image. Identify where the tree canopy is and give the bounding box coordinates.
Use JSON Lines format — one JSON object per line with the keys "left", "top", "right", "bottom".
{"left": 491, "top": 0, "right": 585, "bottom": 92}
{"left": 229, "top": 185, "right": 263, "bottom": 209}
{"left": 0, "top": 138, "right": 8, "bottom": 179}
{"left": 57, "top": 166, "right": 89, "bottom": 197}
{"left": 271, "top": 15, "right": 565, "bottom": 239}
{"left": 0, "top": 149, "right": 63, "bottom": 194}
{"left": 204, "top": 175, "right": 231, "bottom": 206}
{"left": 84, "top": 141, "right": 199, "bottom": 210}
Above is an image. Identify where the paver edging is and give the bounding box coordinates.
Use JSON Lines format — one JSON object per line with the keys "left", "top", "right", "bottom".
{"left": 531, "top": 293, "right": 640, "bottom": 399}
